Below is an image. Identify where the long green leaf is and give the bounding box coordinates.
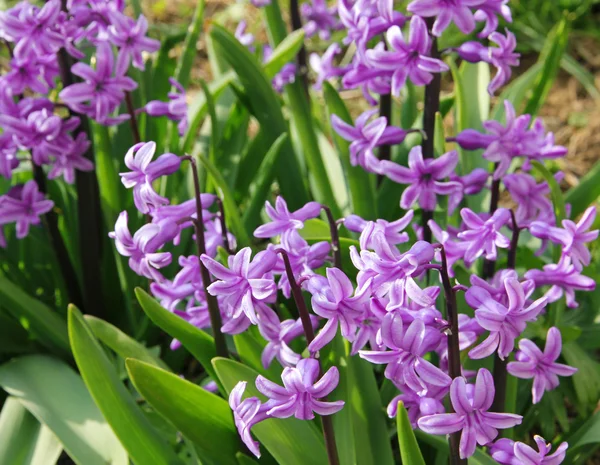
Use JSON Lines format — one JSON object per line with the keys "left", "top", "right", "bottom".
{"left": 126, "top": 359, "right": 239, "bottom": 465}
{"left": 323, "top": 82, "right": 378, "bottom": 220}
{"left": 530, "top": 160, "right": 566, "bottom": 223}
{"left": 564, "top": 409, "right": 600, "bottom": 464}
{"left": 68, "top": 306, "right": 182, "bottom": 465}
{"left": 0, "top": 276, "right": 69, "bottom": 357}
{"left": 523, "top": 18, "right": 569, "bottom": 118}
{"left": 263, "top": 29, "right": 306, "bottom": 79}
{"left": 490, "top": 63, "right": 542, "bottom": 121}
{"left": 197, "top": 154, "right": 250, "bottom": 246}
{"left": 0, "top": 355, "right": 127, "bottom": 465}
{"left": 209, "top": 24, "right": 310, "bottom": 210}
{"left": 212, "top": 357, "right": 329, "bottom": 465}
{"left": 85, "top": 315, "right": 169, "bottom": 371}
{"left": 565, "top": 160, "right": 600, "bottom": 218}
{"left": 242, "top": 133, "right": 288, "bottom": 232}
{"left": 396, "top": 402, "right": 426, "bottom": 465}
{"left": 134, "top": 287, "right": 219, "bottom": 384}
{"left": 0, "top": 397, "right": 62, "bottom": 465}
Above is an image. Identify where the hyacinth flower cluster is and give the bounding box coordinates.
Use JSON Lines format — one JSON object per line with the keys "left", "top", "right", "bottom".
{"left": 0, "top": 0, "right": 191, "bottom": 247}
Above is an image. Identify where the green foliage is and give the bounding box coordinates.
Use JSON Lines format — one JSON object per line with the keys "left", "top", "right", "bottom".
{"left": 396, "top": 402, "right": 426, "bottom": 465}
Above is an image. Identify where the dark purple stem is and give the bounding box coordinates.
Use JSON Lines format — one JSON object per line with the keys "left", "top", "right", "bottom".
{"left": 321, "top": 205, "right": 342, "bottom": 270}
{"left": 215, "top": 197, "right": 232, "bottom": 254}
{"left": 124, "top": 91, "right": 141, "bottom": 145}
{"left": 507, "top": 210, "right": 519, "bottom": 270}
{"left": 289, "top": 0, "right": 309, "bottom": 93}
{"left": 182, "top": 156, "right": 228, "bottom": 358}
{"left": 438, "top": 245, "right": 467, "bottom": 465}
{"left": 275, "top": 249, "right": 340, "bottom": 465}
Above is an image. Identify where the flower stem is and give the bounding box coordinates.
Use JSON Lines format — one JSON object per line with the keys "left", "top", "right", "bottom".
{"left": 507, "top": 210, "right": 519, "bottom": 270}
{"left": 321, "top": 205, "right": 342, "bottom": 270}
{"left": 276, "top": 249, "right": 340, "bottom": 465}
{"left": 182, "top": 156, "right": 228, "bottom": 358}
{"left": 420, "top": 19, "right": 441, "bottom": 245}
{"left": 438, "top": 245, "right": 467, "bottom": 465}
{"left": 124, "top": 91, "right": 141, "bottom": 144}
{"left": 215, "top": 197, "right": 232, "bottom": 254}
{"left": 288, "top": 0, "right": 309, "bottom": 93}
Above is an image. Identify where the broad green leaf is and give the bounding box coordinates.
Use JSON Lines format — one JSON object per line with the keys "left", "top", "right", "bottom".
{"left": 85, "top": 315, "right": 169, "bottom": 371}
{"left": 68, "top": 306, "right": 182, "bottom": 465}
{"left": 126, "top": 359, "right": 238, "bottom": 465}
{"left": 209, "top": 24, "right": 310, "bottom": 210}
{"left": 0, "top": 311, "right": 32, "bottom": 354}
{"left": 236, "top": 452, "right": 260, "bottom": 465}
{"left": 564, "top": 409, "right": 600, "bottom": 464}
{"left": 135, "top": 287, "right": 220, "bottom": 384}
{"left": 197, "top": 154, "right": 250, "bottom": 246}
{"left": 523, "top": 18, "right": 569, "bottom": 118}
{"left": 565, "top": 160, "right": 600, "bottom": 218}
{"left": 562, "top": 342, "right": 600, "bottom": 408}
{"left": 233, "top": 329, "right": 282, "bottom": 381}
{"left": 300, "top": 219, "right": 331, "bottom": 239}
{"left": 0, "top": 397, "right": 62, "bottom": 465}
{"left": 242, "top": 133, "right": 287, "bottom": 232}
{"left": 530, "top": 160, "right": 566, "bottom": 223}
{"left": 0, "top": 276, "right": 69, "bottom": 357}
{"left": 263, "top": 29, "right": 306, "bottom": 79}
{"left": 415, "top": 430, "right": 497, "bottom": 465}
{"left": 323, "top": 82, "right": 377, "bottom": 220}
{"left": 396, "top": 402, "right": 426, "bottom": 465}
{"left": 212, "top": 357, "right": 328, "bottom": 465}
{"left": 91, "top": 122, "right": 122, "bottom": 220}
{"left": 0, "top": 355, "right": 127, "bottom": 465}
{"left": 174, "top": 0, "right": 205, "bottom": 89}
{"left": 182, "top": 71, "right": 236, "bottom": 155}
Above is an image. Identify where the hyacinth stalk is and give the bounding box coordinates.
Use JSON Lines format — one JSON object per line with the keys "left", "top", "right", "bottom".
{"left": 182, "top": 155, "right": 228, "bottom": 358}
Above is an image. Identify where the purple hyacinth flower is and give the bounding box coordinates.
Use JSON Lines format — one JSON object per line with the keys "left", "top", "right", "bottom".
{"left": 359, "top": 313, "right": 451, "bottom": 395}
{"left": 351, "top": 297, "right": 387, "bottom": 355}
{"left": 140, "top": 78, "right": 188, "bottom": 136}
{"left": 381, "top": 146, "right": 462, "bottom": 212}
{"left": 229, "top": 382, "right": 270, "bottom": 458}
{"left": 487, "top": 30, "right": 520, "bottom": 95}
{"left": 255, "top": 358, "right": 345, "bottom": 420}
{"left": 345, "top": 209, "right": 414, "bottom": 249}
{"left": 524, "top": 257, "right": 595, "bottom": 308}
{"left": 108, "top": 12, "right": 160, "bottom": 71}
{"left": 309, "top": 43, "right": 347, "bottom": 90}
{"left": 201, "top": 247, "right": 278, "bottom": 325}
{"left": 109, "top": 211, "right": 178, "bottom": 281}
{"left": 467, "top": 278, "right": 547, "bottom": 360}
{"left": 2, "top": 46, "right": 52, "bottom": 95}
{"left": 458, "top": 208, "right": 511, "bottom": 264}
{"left": 47, "top": 132, "right": 94, "bottom": 184}
{"left": 235, "top": 21, "right": 255, "bottom": 51}
{"left": 59, "top": 41, "right": 137, "bottom": 125}
{"left": 388, "top": 386, "right": 446, "bottom": 427}
{"left": 428, "top": 220, "right": 469, "bottom": 277}
{"left": 474, "top": 0, "right": 512, "bottom": 38}
{"left": 119, "top": 141, "right": 181, "bottom": 214}
{"left": 251, "top": 0, "right": 271, "bottom": 7}
{"left": 507, "top": 327, "right": 577, "bottom": 404}
{"left": 530, "top": 206, "right": 598, "bottom": 271}
{"left": 407, "top": 0, "right": 484, "bottom": 36}
{"left": 0, "top": 181, "right": 54, "bottom": 239}
{"left": 490, "top": 436, "right": 568, "bottom": 465}
{"left": 418, "top": 368, "right": 523, "bottom": 459}
{"left": 0, "top": 134, "right": 18, "bottom": 179}
{"left": 503, "top": 173, "right": 554, "bottom": 226}
{"left": 254, "top": 197, "right": 321, "bottom": 239}
{"left": 258, "top": 313, "right": 307, "bottom": 368}
{"left": 301, "top": 0, "right": 341, "bottom": 40}
{"left": 307, "top": 268, "right": 369, "bottom": 352}
{"left": 366, "top": 16, "right": 449, "bottom": 94}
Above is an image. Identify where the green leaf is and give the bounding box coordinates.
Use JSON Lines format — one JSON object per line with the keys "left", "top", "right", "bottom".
{"left": 233, "top": 329, "right": 282, "bottom": 381}
{"left": 126, "top": 359, "right": 239, "bottom": 465}
{"left": 396, "top": 402, "right": 426, "bottom": 465}
{"left": 68, "top": 305, "right": 182, "bottom": 465}
{"left": 0, "top": 397, "right": 62, "bottom": 465}
{"left": 84, "top": 315, "right": 170, "bottom": 371}
{"left": 209, "top": 24, "right": 309, "bottom": 210}
{"left": 562, "top": 342, "right": 600, "bottom": 408}
{"left": 197, "top": 154, "right": 250, "bottom": 246}
{"left": 523, "top": 18, "right": 569, "bottom": 118}
{"left": 565, "top": 159, "right": 600, "bottom": 219}
{"left": 263, "top": 29, "right": 306, "bottom": 79}
{"left": 0, "top": 276, "right": 70, "bottom": 357}
{"left": 0, "top": 355, "right": 127, "bottom": 465}
{"left": 242, "top": 133, "right": 287, "bottom": 232}
{"left": 212, "top": 357, "right": 329, "bottom": 465}
{"left": 91, "top": 122, "right": 122, "bottom": 220}
{"left": 530, "top": 160, "right": 566, "bottom": 223}
{"left": 490, "top": 64, "right": 542, "bottom": 121}
{"left": 564, "top": 409, "right": 600, "bottom": 464}
{"left": 174, "top": 0, "right": 206, "bottom": 89}
{"left": 236, "top": 452, "right": 260, "bottom": 465}
{"left": 135, "top": 288, "right": 219, "bottom": 384}
{"left": 182, "top": 71, "right": 236, "bottom": 155}
{"left": 323, "top": 82, "right": 378, "bottom": 220}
